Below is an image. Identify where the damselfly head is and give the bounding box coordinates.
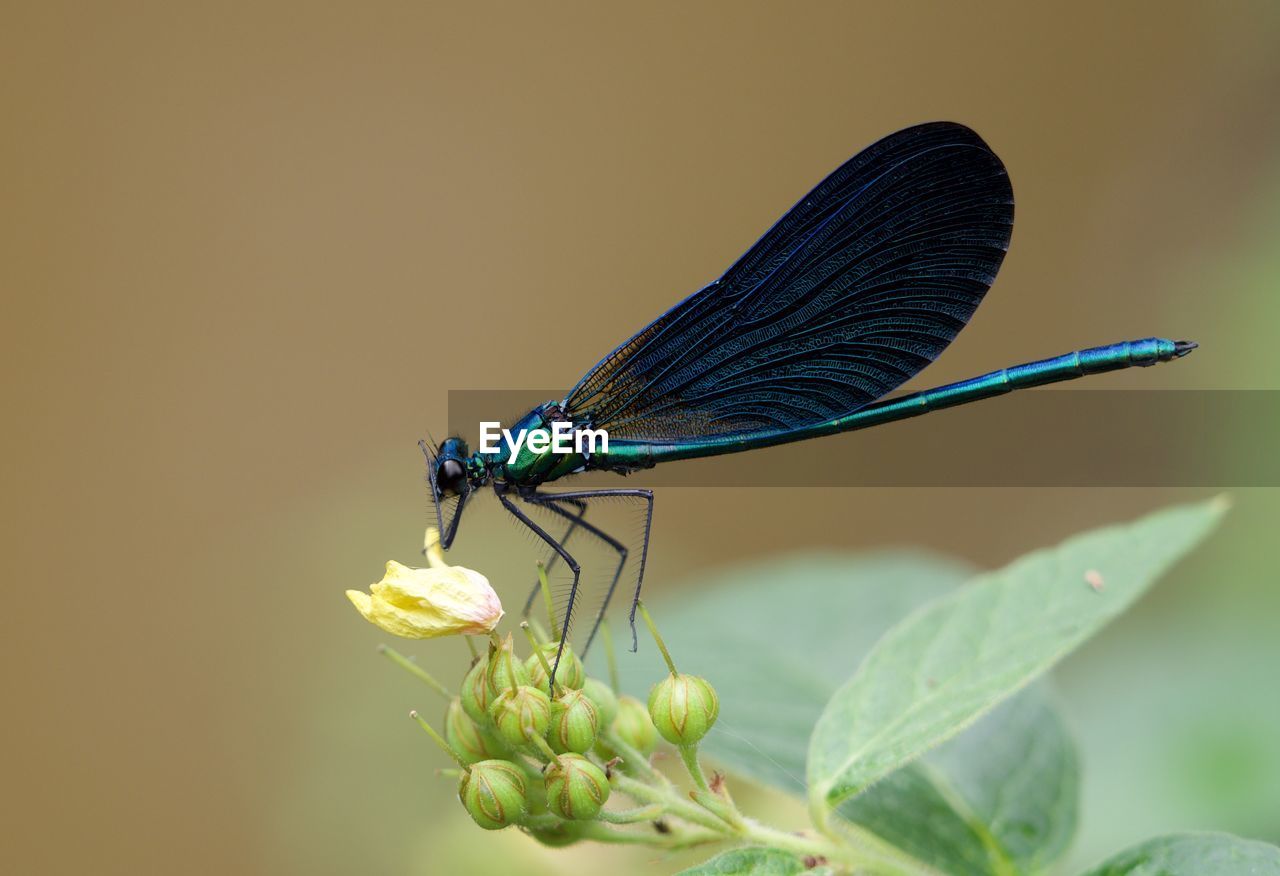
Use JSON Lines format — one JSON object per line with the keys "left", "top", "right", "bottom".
{"left": 434, "top": 437, "right": 471, "bottom": 496}
{"left": 421, "top": 436, "right": 475, "bottom": 549}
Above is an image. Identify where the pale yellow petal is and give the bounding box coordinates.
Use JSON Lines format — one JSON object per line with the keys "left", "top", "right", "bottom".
{"left": 346, "top": 589, "right": 375, "bottom": 621}
{"left": 347, "top": 552, "right": 503, "bottom": 639}
{"left": 423, "top": 527, "right": 446, "bottom": 569}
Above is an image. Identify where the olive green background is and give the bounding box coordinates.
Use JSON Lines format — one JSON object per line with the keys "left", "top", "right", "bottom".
{"left": 3, "top": 3, "right": 1278, "bottom": 874}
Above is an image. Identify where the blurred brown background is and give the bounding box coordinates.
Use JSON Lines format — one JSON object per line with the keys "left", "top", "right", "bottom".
{"left": 3, "top": 2, "right": 1278, "bottom": 874}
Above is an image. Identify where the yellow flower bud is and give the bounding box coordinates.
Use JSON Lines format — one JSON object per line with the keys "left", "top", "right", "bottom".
{"left": 346, "top": 529, "right": 502, "bottom": 639}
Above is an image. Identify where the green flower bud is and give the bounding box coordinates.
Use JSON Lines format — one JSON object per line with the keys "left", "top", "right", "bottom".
{"left": 485, "top": 633, "right": 530, "bottom": 697}
{"left": 488, "top": 684, "right": 552, "bottom": 748}
{"left": 525, "top": 642, "right": 585, "bottom": 690}
{"left": 458, "top": 760, "right": 526, "bottom": 830}
{"left": 444, "top": 697, "right": 508, "bottom": 764}
{"left": 460, "top": 653, "right": 492, "bottom": 723}
{"left": 581, "top": 677, "right": 619, "bottom": 726}
{"left": 548, "top": 688, "right": 599, "bottom": 754}
{"left": 525, "top": 820, "right": 585, "bottom": 847}
{"left": 543, "top": 753, "right": 610, "bottom": 820}
{"left": 648, "top": 673, "right": 719, "bottom": 746}
{"left": 609, "top": 694, "right": 658, "bottom": 754}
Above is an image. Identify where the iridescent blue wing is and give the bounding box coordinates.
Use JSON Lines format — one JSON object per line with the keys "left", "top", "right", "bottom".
{"left": 562, "top": 122, "right": 1014, "bottom": 441}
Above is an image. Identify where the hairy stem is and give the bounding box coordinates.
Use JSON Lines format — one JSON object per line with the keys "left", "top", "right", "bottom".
{"left": 678, "top": 744, "right": 710, "bottom": 793}
{"left": 377, "top": 645, "right": 451, "bottom": 698}
{"left": 601, "top": 731, "right": 669, "bottom": 787}
{"left": 597, "top": 803, "right": 666, "bottom": 824}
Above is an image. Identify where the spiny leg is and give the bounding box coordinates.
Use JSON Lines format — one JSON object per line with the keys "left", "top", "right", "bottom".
{"left": 527, "top": 488, "right": 653, "bottom": 652}
{"left": 520, "top": 497, "right": 587, "bottom": 618}
{"left": 495, "top": 486, "right": 581, "bottom": 689}
{"left": 524, "top": 494, "right": 628, "bottom": 657}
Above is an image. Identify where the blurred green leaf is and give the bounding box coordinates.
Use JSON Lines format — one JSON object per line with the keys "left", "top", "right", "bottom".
{"left": 838, "top": 686, "right": 1077, "bottom": 876}
{"left": 676, "top": 847, "right": 809, "bottom": 875}
{"left": 1079, "top": 832, "right": 1280, "bottom": 875}
{"left": 808, "top": 498, "right": 1226, "bottom": 816}
{"left": 609, "top": 551, "right": 973, "bottom": 793}
{"left": 617, "top": 551, "right": 1081, "bottom": 874}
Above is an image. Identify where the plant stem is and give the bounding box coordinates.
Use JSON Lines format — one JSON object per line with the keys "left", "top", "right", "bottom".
{"left": 824, "top": 817, "right": 946, "bottom": 876}
{"left": 600, "top": 621, "right": 621, "bottom": 691}
{"left": 537, "top": 562, "right": 557, "bottom": 638}
{"left": 637, "top": 600, "right": 678, "bottom": 675}
{"left": 377, "top": 645, "right": 451, "bottom": 698}
{"left": 678, "top": 744, "right": 710, "bottom": 792}
{"left": 611, "top": 773, "right": 726, "bottom": 834}
{"left": 612, "top": 767, "right": 938, "bottom": 875}
{"left": 526, "top": 615, "right": 550, "bottom": 645}
{"left": 597, "top": 803, "right": 665, "bottom": 824}
{"left": 530, "top": 733, "right": 561, "bottom": 764}
{"left": 573, "top": 821, "right": 722, "bottom": 849}
{"left": 520, "top": 621, "right": 559, "bottom": 695}
{"left": 601, "top": 731, "right": 668, "bottom": 787}
{"left": 754, "top": 819, "right": 943, "bottom": 876}
{"left": 408, "top": 710, "right": 468, "bottom": 769}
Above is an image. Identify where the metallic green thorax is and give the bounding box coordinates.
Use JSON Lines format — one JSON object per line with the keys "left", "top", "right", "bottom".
{"left": 478, "top": 404, "right": 588, "bottom": 487}
{"left": 465, "top": 338, "right": 1192, "bottom": 488}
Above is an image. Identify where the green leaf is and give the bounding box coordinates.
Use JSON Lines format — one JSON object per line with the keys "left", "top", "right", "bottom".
{"left": 609, "top": 551, "right": 1082, "bottom": 873}
{"left": 606, "top": 551, "right": 972, "bottom": 793}
{"left": 807, "top": 498, "right": 1226, "bottom": 817}
{"left": 837, "top": 685, "right": 1078, "bottom": 876}
{"left": 676, "top": 847, "right": 809, "bottom": 876}
{"left": 1080, "top": 832, "right": 1280, "bottom": 875}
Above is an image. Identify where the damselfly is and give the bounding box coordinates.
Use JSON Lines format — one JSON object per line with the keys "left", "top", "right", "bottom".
{"left": 422, "top": 122, "right": 1195, "bottom": 680}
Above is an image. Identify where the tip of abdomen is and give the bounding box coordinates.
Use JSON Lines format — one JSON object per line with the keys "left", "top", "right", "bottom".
{"left": 1173, "top": 339, "right": 1199, "bottom": 358}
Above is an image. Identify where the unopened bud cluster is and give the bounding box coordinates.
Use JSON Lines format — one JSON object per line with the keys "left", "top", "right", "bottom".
{"left": 434, "top": 631, "right": 662, "bottom": 833}
{"left": 398, "top": 607, "right": 720, "bottom": 842}
{"left": 355, "top": 538, "right": 730, "bottom": 849}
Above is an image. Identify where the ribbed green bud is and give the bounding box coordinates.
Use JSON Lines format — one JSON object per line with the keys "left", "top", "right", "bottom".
{"left": 610, "top": 694, "right": 658, "bottom": 754}
{"left": 444, "top": 697, "right": 507, "bottom": 764}
{"left": 460, "top": 653, "right": 492, "bottom": 723}
{"left": 648, "top": 673, "right": 719, "bottom": 746}
{"left": 488, "top": 684, "right": 552, "bottom": 748}
{"left": 458, "top": 760, "right": 526, "bottom": 830}
{"left": 548, "top": 688, "right": 599, "bottom": 754}
{"left": 525, "top": 642, "right": 585, "bottom": 690}
{"left": 525, "top": 820, "right": 585, "bottom": 847}
{"left": 581, "top": 677, "right": 619, "bottom": 727}
{"left": 544, "top": 753, "right": 610, "bottom": 820}
{"left": 485, "top": 633, "right": 530, "bottom": 697}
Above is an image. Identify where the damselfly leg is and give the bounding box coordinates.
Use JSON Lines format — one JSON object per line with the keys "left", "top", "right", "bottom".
{"left": 520, "top": 497, "right": 588, "bottom": 617}
{"left": 526, "top": 488, "right": 653, "bottom": 653}
{"left": 498, "top": 486, "right": 654, "bottom": 685}
{"left": 523, "top": 494, "right": 629, "bottom": 656}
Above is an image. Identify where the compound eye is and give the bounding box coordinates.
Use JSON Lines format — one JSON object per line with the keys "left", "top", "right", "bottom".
{"left": 437, "top": 458, "right": 466, "bottom": 495}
